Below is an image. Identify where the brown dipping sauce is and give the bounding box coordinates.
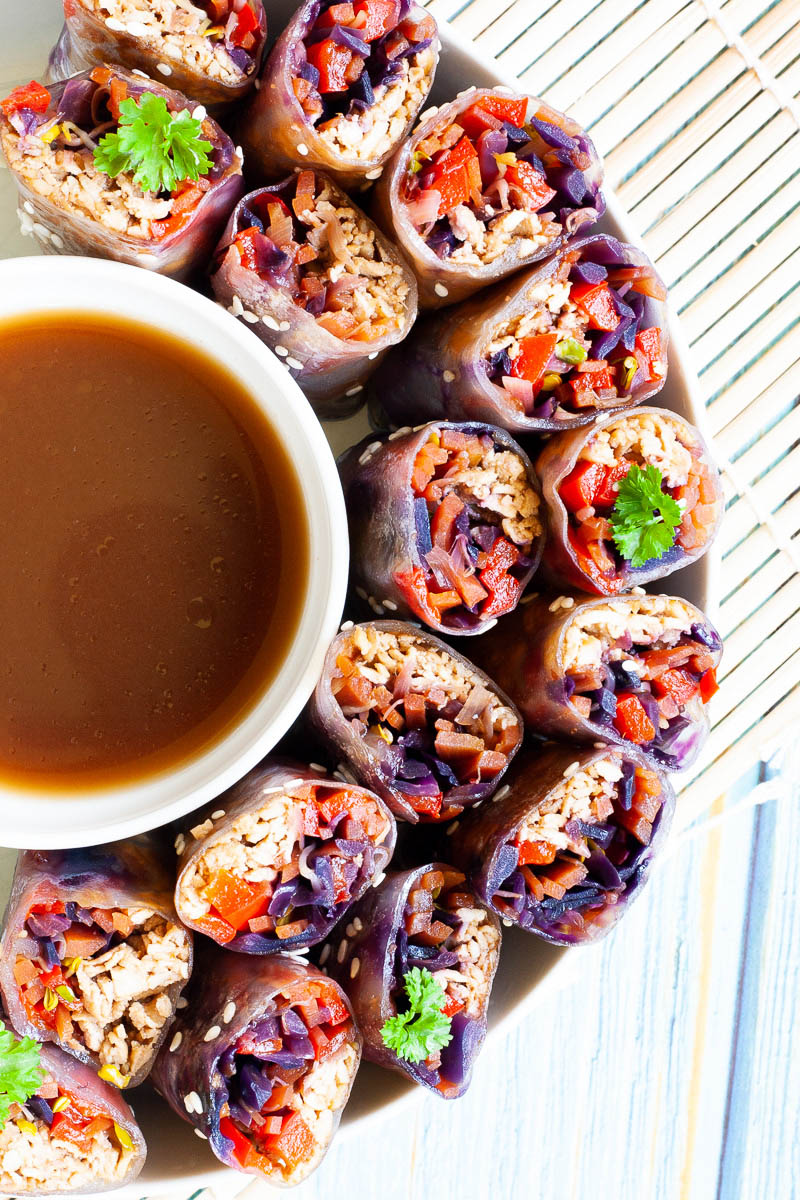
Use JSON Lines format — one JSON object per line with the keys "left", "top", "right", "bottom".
{"left": 0, "top": 312, "right": 308, "bottom": 789}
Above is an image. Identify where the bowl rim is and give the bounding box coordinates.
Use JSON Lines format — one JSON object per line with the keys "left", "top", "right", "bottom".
{"left": 0, "top": 254, "right": 349, "bottom": 849}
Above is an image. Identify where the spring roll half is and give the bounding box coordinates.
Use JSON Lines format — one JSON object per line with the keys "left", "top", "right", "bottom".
{"left": 473, "top": 591, "right": 722, "bottom": 771}
{"left": 537, "top": 406, "right": 723, "bottom": 593}
{"left": 448, "top": 744, "right": 675, "bottom": 945}
{"left": 0, "top": 838, "right": 193, "bottom": 1088}
{"left": 210, "top": 169, "right": 417, "bottom": 417}
{"left": 308, "top": 620, "right": 523, "bottom": 823}
{"left": 174, "top": 759, "right": 396, "bottom": 952}
{"left": 373, "top": 87, "right": 605, "bottom": 309}
{"left": 323, "top": 862, "right": 500, "bottom": 1097}
{"left": 0, "top": 68, "right": 243, "bottom": 280}
{"left": 340, "top": 421, "right": 544, "bottom": 634}
{"left": 370, "top": 233, "right": 668, "bottom": 433}
{"left": 151, "top": 950, "right": 360, "bottom": 1186}
{"left": 238, "top": 1, "right": 439, "bottom": 190}
{"left": 0, "top": 1039, "right": 145, "bottom": 1195}
{"left": 48, "top": 0, "right": 267, "bottom": 113}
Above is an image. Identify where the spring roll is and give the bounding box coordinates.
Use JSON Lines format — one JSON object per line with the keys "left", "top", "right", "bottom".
{"left": 536, "top": 406, "right": 723, "bottom": 593}
{"left": 472, "top": 591, "right": 722, "bottom": 771}
{"left": 372, "top": 87, "right": 605, "bottom": 309}
{"left": 308, "top": 620, "right": 523, "bottom": 823}
{"left": 48, "top": 1, "right": 267, "bottom": 113}
{"left": 340, "top": 421, "right": 544, "bottom": 634}
{"left": 238, "top": 1, "right": 439, "bottom": 191}
{"left": 324, "top": 862, "right": 500, "bottom": 1097}
{"left": 0, "top": 1039, "right": 145, "bottom": 1195}
{"left": 210, "top": 169, "right": 417, "bottom": 417}
{"left": 448, "top": 744, "right": 675, "bottom": 945}
{"left": 0, "top": 68, "right": 243, "bottom": 281}
{"left": 151, "top": 950, "right": 360, "bottom": 1186}
{"left": 174, "top": 759, "right": 396, "bottom": 952}
{"left": 370, "top": 233, "right": 668, "bottom": 432}
{"left": 0, "top": 838, "right": 193, "bottom": 1088}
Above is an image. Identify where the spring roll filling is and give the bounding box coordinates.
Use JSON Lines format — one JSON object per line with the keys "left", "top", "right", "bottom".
{"left": 0, "top": 70, "right": 233, "bottom": 241}
{"left": 177, "top": 782, "right": 392, "bottom": 944}
{"left": 226, "top": 171, "right": 409, "bottom": 340}
{"left": 292, "top": 3, "right": 436, "bottom": 161}
{"left": 72, "top": 0, "right": 264, "bottom": 82}
{"left": 558, "top": 412, "right": 720, "bottom": 588}
{"left": 491, "top": 756, "right": 664, "bottom": 935}
{"left": 13, "top": 904, "right": 190, "bottom": 1081}
{"left": 403, "top": 94, "right": 597, "bottom": 266}
{"left": 332, "top": 625, "right": 521, "bottom": 818}
{"left": 394, "top": 868, "right": 499, "bottom": 1085}
{"left": 217, "top": 981, "right": 357, "bottom": 1184}
{"left": 1, "top": 1078, "right": 135, "bottom": 1192}
{"left": 484, "top": 248, "right": 666, "bottom": 420}
{"left": 404, "top": 426, "right": 540, "bottom": 628}
{"left": 561, "top": 594, "right": 720, "bottom": 760}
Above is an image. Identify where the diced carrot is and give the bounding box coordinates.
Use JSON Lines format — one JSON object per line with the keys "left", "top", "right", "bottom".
{"left": 403, "top": 692, "right": 427, "bottom": 730}
{"left": 431, "top": 492, "right": 465, "bottom": 549}
{"left": 434, "top": 730, "right": 484, "bottom": 759}
{"left": 571, "top": 694, "right": 592, "bottom": 718}
{"left": 439, "top": 428, "right": 469, "bottom": 452}
{"left": 195, "top": 913, "right": 238, "bottom": 944}
{"left": 382, "top": 704, "right": 405, "bottom": 730}
{"left": 631, "top": 789, "right": 661, "bottom": 823}
{"left": 55, "top": 1005, "right": 74, "bottom": 1042}
{"left": 264, "top": 1113, "right": 316, "bottom": 1169}
{"left": 275, "top": 918, "right": 309, "bottom": 940}
{"left": 538, "top": 859, "right": 588, "bottom": 891}
{"left": 427, "top": 588, "right": 463, "bottom": 612}
{"left": 90, "top": 909, "right": 115, "bottom": 933}
{"left": 111, "top": 911, "right": 133, "bottom": 937}
{"left": 248, "top": 913, "right": 275, "bottom": 933}
{"left": 333, "top": 673, "right": 373, "bottom": 708}
{"left": 316, "top": 310, "right": 359, "bottom": 338}
{"left": 206, "top": 870, "right": 272, "bottom": 931}
{"left": 520, "top": 866, "right": 545, "bottom": 902}
{"left": 616, "top": 810, "right": 653, "bottom": 845}
{"left": 539, "top": 875, "right": 566, "bottom": 900}
{"left": 335, "top": 652, "right": 356, "bottom": 677}
{"left": 516, "top": 839, "right": 557, "bottom": 866}
{"left": 475, "top": 749, "right": 507, "bottom": 778}
{"left": 13, "top": 958, "right": 39, "bottom": 987}
{"left": 639, "top": 645, "right": 695, "bottom": 679}
{"left": 62, "top": 928, "right": 109, "bottom": 959}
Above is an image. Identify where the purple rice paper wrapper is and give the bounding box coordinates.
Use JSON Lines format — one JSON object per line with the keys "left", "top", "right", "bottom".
{"left": 372, "top": 88, "right": 605, "bottom": 309}
{"left": 175, "top": 758, "right": 396, "bottom": 953}
{"left": 470, "top": 591, "right": 722, "bottom": 771}
{"left": 536, "top": 406, "right": 724, "bottom": 593}
{"left": 325, "top": 861, "right": 500, "bottom": 1097}
{"left": 447, "top": 743, "right": 675, "bottom": 946}
{"left": 338, "top": 421, "right": 544, "bottom": 633}
{"left": 1, "top": 66, "right": 243, "bottom": 281}
{"left": 209, "top": 175, "right": 418, "bottom": 417}
{"left": 307, "top": 619, "right": 523, "bottom": 824}
{"left": 47, "top": 2, "right": 267, "bottom": 113}
{"left": 236, "top": 1, "right": 440, "bottom": 191}
{"left": 369, "top": 233, "right": 668, "bottom": 433}
{"left": 0, "top": 837, "right": 193, "bottom": 1087}
{"left": 150, "top": 949, "right": 361, "bottom": 1186}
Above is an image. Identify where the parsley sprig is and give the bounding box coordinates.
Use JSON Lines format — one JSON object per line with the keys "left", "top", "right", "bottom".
{"left": 381, "top": 967, "right": 453, "bottom": 1065}
{"left": 94, "top": 93, "right": 213, "bottom": 195}
{"left": 609, "top": 464, "right": 682, "bottom": 568}
{"left": 0, "top": 1021, "right": 45, "bottom": 1129}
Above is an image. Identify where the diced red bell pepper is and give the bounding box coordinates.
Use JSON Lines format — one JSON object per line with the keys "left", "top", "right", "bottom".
{"left": 306, "top": 39, "right": 353, "bottom": 93}
{"left": 205, "top": 870, "right": 273, "bottom": 932}
{"left": 440, "top": 994, "right": 464, "bottom": 1018}
{"left": 503, "top": 159, "right": 556, "bottom": 211}
{"left": 431, "top": 492, "right": 465, "bottom": 549}
{"left": 613, "top": 693, "right": 656, "bottom": 744}
{"left": 559, "top": 461, "right": 606, "bottom": 512}
{"left": 699, "top": 667, "right": 718, "bottom": 702}
{"left": 509, "top": 333, "right": 558, "bottom": 385}
{"left": 411, "top": 442, "right": 448, "bottom": 494}
{"left": 409, "top": 790, "right": 442, "bottom": 818}
{"left": 316, "top": 3, "right": 356, "bottom": 26}
{"left": 570, "top": 281, "right": 620, "bottom": 332}
{"left": 459, "top": 95, "right": 527, "bottom": 138}
{"left": 263, "top": 1113, "right": 315, "bottom": 1170}
{"left": 429, "top": 135, "right": 481, "bottom": 218}
{"left": 194, "top": 913, "right": 237, "bottom": 944}
{"left": 592, "top": 461, "right": 630, "bottom": 509}
{"left": 235, "top": 227, "right": 263, "bottom": 272}
{"left": 516, "top": 839, "right": 557, "bottom": 866}
{"left": 478, "top": 535, "right": 523, "bottom": 618}
{"left": 393, "top": 565, "right": 450, "bottom": 626}
{"left": 220, "top": 1116, "right": 260, "bottom": 1170}
{"left": 311, "top": 981, "right": 350, "bottom": 1025}
{"left": 651, "top": 667, "right": 699, "bottom": 707}
{"left": 1, "top": 80, "right": 50, "bottom": 117}
{"left": 567, "top": 366, "right": 616, "bottom": 407}
{"left": 353, "top": 0, "right": 400, "bottom": 39}
{"left": 634, "top": 327, "right": 665, "bottom": 382}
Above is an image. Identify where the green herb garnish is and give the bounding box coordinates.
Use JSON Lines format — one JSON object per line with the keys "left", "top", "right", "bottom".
{"left": 555, "top": 338, "right": 587, "bottom": 365}
{"left": 94, "top": 93, "right": 213, "bottom": 195}
{"left": 609, "top": 464, "right": 682, "bottom": 568}
{"left": 380, "top": 967, "right": 453, "bottom": 1065}
{"left": 0, "top": 1021, "right": 45, "bottom": 1130}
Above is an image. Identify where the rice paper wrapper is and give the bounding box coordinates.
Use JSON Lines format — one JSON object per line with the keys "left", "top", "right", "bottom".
{"left": 470, "top": 592, "right": 722, "bottom": 771}
{"left": 47, "top": 2, "right": 267, "bottom": 112}
{"left": 536, "top": 406, "right": 724, "bottom": 593}
{"left": 307, "top": 619, "right": 523, "bottom": 823}
{"left": 175, "top": 758, "right": 396, "bottom": 952}
{"left": 372, "top": 88, "right": 605, "bottom": 310}
{"left": 236, "top": 1, "right": 439, "bottom": 191}
{"left": 368, "top": 234, "right": 668, "bottom": 433}
{"left": 338, "top": 421, "right": 544, "bottom": 634}
{"left": 0, "top": 837, "right": 193, "bottom": 1087}
{"left": 2, "top": 67, "right": 243, "bottom": 281}
{"left": 325, "top": 861, "right": 500, "bottom": 1097}
{"left": 150, "top": 950, "right": 361, "bottom": 1186}
{"left": 210, "top": 175, "right": 418, "bottom": 417}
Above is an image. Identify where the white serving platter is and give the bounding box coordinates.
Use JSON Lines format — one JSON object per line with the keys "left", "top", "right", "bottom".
{"left": 0, "top": 2, "right": 715, "bottom": 1195}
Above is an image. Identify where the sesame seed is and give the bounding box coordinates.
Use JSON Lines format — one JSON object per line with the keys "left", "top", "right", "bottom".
{"left": 192, "top": 106, "right": 207, "bottom": 122}
{"left": 481, "top": 618, "right": 498, "bottom": 632}
{"left": 204, "top": 1025, "right": 221, "bottom": 1042}
{"left": 350, "top": 956, "right": 361, "bottom": 978}
{"left": 548, "top": 598, "right": 563, "bottom": 613}
{"left": 355, "top": 587, "right": 368, "bottom": 600}
{"left": 174, "top": 834, "right": 186, "bottom": 855}
{"left": 337, "top": 939, "right": 348, "bottom": 963}
{"left": 365, "top": 167, "right": 383, "bottom": 180}
{"left": 621, "top": 660, "right": 638, "bottom": 673}
{"left": 353, "top": 916, "right": 363, "bottom": 932}
{"left": 262, "top": 314, "right": 279, "bottom": 330}
{"left": 287, "top": 356, "right": 304, "bottom": 370}
{"left": 368, "top": 351, "right": 380, "bottom": 360}
{"left": 561, "top": 596, "right": 575, "bottom": 609}
{"left": 211, "top": 809, "right": 226, "bottom": 820}
{"left": 223, "top": 1001, "right": 236, "bottom": 1024}
{"left": 254, "top": 78, "right": 261, "bottom": 89}
{"left": 494, "top": 785, "right": 511, "bottom": 802}
{"left": 434, "top": 283, "right": 449, "bottom": 298}
{"left": 631, "top": 586, "right": 646, "bottom": 594}
{"left": 502, "top": 918, "right": 513, "bottom": 927}
{"left": 383, "top": 599, "right": 398, "bottom": 611}
{"left": 184, "top": 1092, "right": 200, "bottom": 1113}
{"left": 446, "top": 820, "right": 460, "bottom": 834}
{"left": 279, "top": 320, "right": 291, "bottom": 331}
{"left": 372, "top": 871, "right": 386, "bottom": 888}
{"left": 297, "top": 142, "right": 309, "bottom": 156}
{"left": 177, "top": 996, "right": 188, "bottom": 1010}
{"left": 169, "top": 1032, "right": 183, "bottom": 1052}
{"left": 340, "top": 619, "right": 354, "bottom": 631}
{"left": 443, "top": 370, "right": 456, "bottom": 383}
{"left": 195, "top": 1129, "right": 208, "bottom": 1140}
{"left": 105, "top": 15, "right": 125, "bottom": 29}
{"left": 235, "top": 145, "right": 243, "bottom": 160}
{"left": 32, "top": 222, "right": 49, "bottom": 240}
{"left": 520, "top": 592, "right": 538, "bottom": 605}
{"left": 593, "top": 741, "right": 608, "bottom": 749}
{"left": 131, "top": 69, "right": 149, "bottom": 78}
{"left": 388, "top": 426, "right": 411, "bottom": 440}
{"left": 345, "top": 385, "right": 363, "bottom": 397}
{"left": 309, "top": 762, "right": 326, "bottom": 773}
{"left": 274, "top": 344, "right": 288, "bottom": 357}
{"left": 230, "top": 295, "right": 244, "bottom": 316}
{"left": 242, "top": 310, "right": 259, "bottom": 323}
{"left": 563, "top": 761, "right": 580, "bottom": 779}
{"left": 23, "top": 201, "right": 34, "bottom": 215}
{"left": 156, "top": 62, "right": 172, "bottom": 75}
{"left": 319, "top": 943, "right": 331, "bottom": 965}
{"left": 50, "top": 233, "right": 64, "bottom": 250}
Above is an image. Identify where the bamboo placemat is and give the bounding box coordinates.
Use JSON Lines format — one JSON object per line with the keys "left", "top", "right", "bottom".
{"left": 424, "top": 0, "right": 800, "bottom": 815}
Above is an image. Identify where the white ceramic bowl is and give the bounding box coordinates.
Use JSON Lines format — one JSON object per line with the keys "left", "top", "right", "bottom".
{"left": 0, "top": 256, "right": 349, "bottom": 849}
